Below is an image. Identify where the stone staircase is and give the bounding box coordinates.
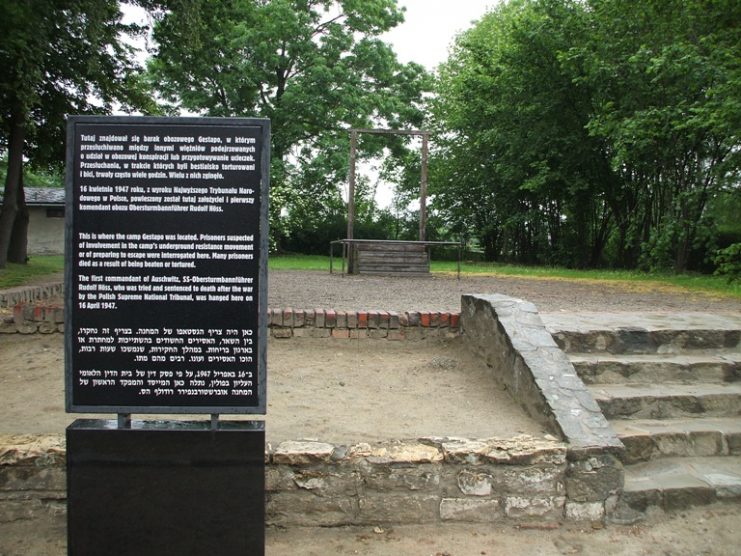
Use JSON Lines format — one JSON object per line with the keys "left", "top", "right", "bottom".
{"left": 546, "top": 313, "right": 741, "bottom": 520}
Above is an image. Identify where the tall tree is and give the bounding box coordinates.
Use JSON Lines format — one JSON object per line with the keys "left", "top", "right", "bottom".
{"left": 572, "top": 0, "right": 741, "bottom": 271}
{"left": 431, "top": 0, "right": 740, "bottom": 271}
{"left": 431, "top": 0, "right": 615, "bottom": 266}
{"left": 0, "top": 0, "right": 153, "bottom": 267}
{"left": 147, "top": 0, "right": 430, "bottom": 247}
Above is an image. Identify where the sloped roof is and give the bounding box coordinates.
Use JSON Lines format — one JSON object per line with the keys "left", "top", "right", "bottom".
{"left": 0, "top": 187, "right": 65, "bottom": 206}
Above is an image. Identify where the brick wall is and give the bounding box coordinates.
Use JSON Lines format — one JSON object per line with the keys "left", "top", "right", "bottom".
{"left": 1, "top": 303, "right": 461, "bottom": 341}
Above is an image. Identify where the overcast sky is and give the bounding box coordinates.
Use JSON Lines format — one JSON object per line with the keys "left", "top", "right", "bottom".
{"left": 124, "top": 1, "right": 498, "bottom": 71}
{"left": 121, "top": 1, "right": 499, "bottom": 208}
{"left": 383, "top": 0, "right": 498, "bottom": 70}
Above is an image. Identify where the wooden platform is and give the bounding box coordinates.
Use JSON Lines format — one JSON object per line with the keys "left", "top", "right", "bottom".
{"left": 352, "top": 241, "right": 430, "bottom": 276}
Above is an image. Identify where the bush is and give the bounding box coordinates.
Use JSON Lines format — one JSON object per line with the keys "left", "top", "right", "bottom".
{"left": 713, "top": 243, "right": 741, "bottom": 282}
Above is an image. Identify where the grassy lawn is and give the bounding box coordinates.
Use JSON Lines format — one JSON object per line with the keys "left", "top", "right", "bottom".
{"left": 0, "top": 256, "right": 65, "bottom": 289}
{"left": 270, "top": 254, "right": 740, "bottom": 299}
{"left": 2, "top": 253, "right": 737, "bottom": 299}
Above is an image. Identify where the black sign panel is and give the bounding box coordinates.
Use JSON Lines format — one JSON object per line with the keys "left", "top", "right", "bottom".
{"left": 64, "top": 116, "right": 270, "bottom": 414}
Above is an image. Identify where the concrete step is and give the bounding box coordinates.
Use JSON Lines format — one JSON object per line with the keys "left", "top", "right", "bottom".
{"left": 591, "top": 382, "right": 741, "bottom": 419}
{"left": 552, "top": 328, "right": 740, "bottom": 355}
{"left": 543, "top": 312, "right": 741, "bottom": 355}
{"left": 612, "top": 417, "right": 741, "bottom": 464}
{"left": 619, "top": 456, "right": 741, "bottom": 518}
{"left": 570, "top": 352, "right": 740, "bottom": 385}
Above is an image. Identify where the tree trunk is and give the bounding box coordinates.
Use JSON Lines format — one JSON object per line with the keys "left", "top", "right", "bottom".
{"left": 0, "top": 110, "right": 26, "bottom": 268}
{"left": 7, "top": 172, "right": 29, "bottom": 263}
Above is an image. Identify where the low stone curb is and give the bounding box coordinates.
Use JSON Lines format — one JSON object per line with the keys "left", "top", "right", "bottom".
{"left": 1, "top": 303, "right": 461, "bottom": 340}
{"left": 2, "top": 432, "right": 619, "bottom": 526}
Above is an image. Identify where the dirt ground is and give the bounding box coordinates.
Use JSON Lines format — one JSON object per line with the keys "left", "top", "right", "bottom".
{"left": 2, "top": 270, "right": 741, "bottom": 554}
{"left": 1, "top": 501, "right": 740, "bottom": 555}
{"left": 7, "top": 268, "right": 741, "bottom": 314}
{"left": 0, "top": 335, "right": 544, "bottom": 442}
{"left": 268, "top": 269, "right": 741, "bottom": 314}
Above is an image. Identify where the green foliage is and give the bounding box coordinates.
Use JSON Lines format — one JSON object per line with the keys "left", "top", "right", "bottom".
{"left": 713, "top": 243, "right": 741, "bottom": 282}
{"left": 431, "top": 0, "right": 741, "bottom": 273}
{"left": 0, "top": 0, "right": 158, "bottom": 267}
{"left": 0, "top": 156, "right": 62, "bottom": 188}
{"left": 0, "top": 0, "right": 156, "bottom": 168}
{"left": 148, "top": 0, "right": 431, "bottom": 249}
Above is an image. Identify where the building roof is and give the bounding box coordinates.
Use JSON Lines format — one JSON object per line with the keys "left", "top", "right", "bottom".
{"left": 0, "top": 187, "right": 65, "bottom": 207}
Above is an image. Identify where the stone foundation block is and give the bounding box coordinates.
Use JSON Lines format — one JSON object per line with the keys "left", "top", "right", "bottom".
{"left": 565, "top": 500, "right": 605, "bottom": 521}
{"left": 493, "top": 466, "right": 565, "bottom": 495}
{"left": 273, "top": 441, "right": 335, "bottom": 465}
{"left": 293, "top": 469, "right": 361, "bottom": 496}
{"left": 271, "top": 328, "right": 292, "bottom": 339}
{"left": 346, "top": 312, "right": 357, "bottom": 328}
{"left": 504, "top": 495, "right": 565, "bottom": 519}
{"left": 0, "top": 467, "right": 66, "bottom": 493}
{"left": 566, "top": 454, "right": 623, "bottom": 502}
{"left": 267, "top": 492, "right": 357, "bottom": 527}
{"left": 314, "top": 309, "right": 325, "bottom": 328}
{"left": 349, "top": 441, "right": 443, "bottom": 464}
{"left": 265, "top": 467, "right": 296, "bottom": 492}
{"left": 361, "top": 465, "right": 440, "bottom": 492}
{"left": 358, "top": 494, "right": 439, "bottom": 524}
{"left": 457, "top": 469, "right": 493, "bottom": 496}
{"left": 727, "top": 432, "right": 741, "bottom": 455}
{"left": 689, "top": 430, "right": 725, "bottom": 456}
{"left": 440, "top": 498, "right": 502, "bottom": 522}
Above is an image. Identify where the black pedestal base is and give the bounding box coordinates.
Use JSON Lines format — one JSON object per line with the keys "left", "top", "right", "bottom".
{"left": 66, "top": 419, "right": 265, "bottom": 556}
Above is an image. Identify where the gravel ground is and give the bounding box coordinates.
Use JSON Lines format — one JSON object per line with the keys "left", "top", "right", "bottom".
{"left": 268, "top": 269, "right": 741, "bottom": 314}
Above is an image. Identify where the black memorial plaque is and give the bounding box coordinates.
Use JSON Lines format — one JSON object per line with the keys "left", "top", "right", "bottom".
{"left": 64, "top": 116, "right": 270, "bottom": 413}
{"left": 67, "top": 419, "right": 265, "bottom": 556}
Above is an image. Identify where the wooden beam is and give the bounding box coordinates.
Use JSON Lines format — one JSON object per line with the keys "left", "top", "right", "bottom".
{"left": 348, "top": 128, "right": 430, "bottom": 137}
{"left": 419, "top": 133, "right": 429, "bottom": 241}
{"left": 347, "top": 130, "right": 357, "bottom": 272}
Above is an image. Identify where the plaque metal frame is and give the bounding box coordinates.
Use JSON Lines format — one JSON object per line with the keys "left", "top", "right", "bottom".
{"left": 64, "top": 116, "right": 270, "bottom": 415}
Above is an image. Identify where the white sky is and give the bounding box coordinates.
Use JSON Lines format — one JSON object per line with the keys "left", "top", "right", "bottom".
{"left": 122, "top": 1, "right": 499, "bottom": 208}
{"left": 383, "top": 0, "right": 497, "bottom": 70}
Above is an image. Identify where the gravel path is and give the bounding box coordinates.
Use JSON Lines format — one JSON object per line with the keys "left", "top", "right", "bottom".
{"left": 7, "top": 269, "right": 740, "bottom": 315}
{"left": 268, "top": 269, "right": 741, "bottom": 314}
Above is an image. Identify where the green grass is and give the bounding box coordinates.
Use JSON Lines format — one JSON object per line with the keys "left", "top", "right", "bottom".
{"left": 431, "top": 259, "right": 741, "bottom": 298}
{"left": 269, "top": 254, "right": 335, "bottom": 271}
{"left": 270, "top": 254, "right": 740, "bottom": 298}
{"left": 0, "top": 255, "right": 65, "bottom": 289}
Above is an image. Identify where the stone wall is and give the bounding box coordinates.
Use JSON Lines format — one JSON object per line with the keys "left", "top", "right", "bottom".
{"left": 0, "top": 435, "right": 66, "bottom": 524}
{"left": 459, "top": 294, "right": 625, "bottom": 521}
{"left": 1, "top": 294, "right": 630, "bottom": 524}
{"left": 2, "top": 433, "right": 580, "bottom": 526}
